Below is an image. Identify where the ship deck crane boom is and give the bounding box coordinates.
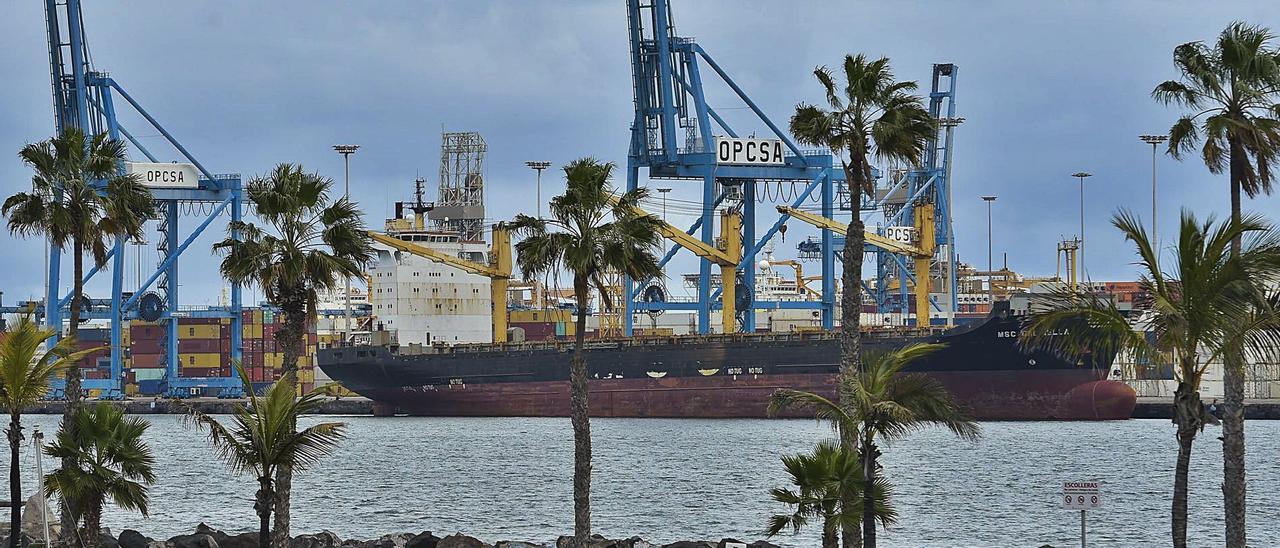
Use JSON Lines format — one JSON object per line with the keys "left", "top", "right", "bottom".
{"left": 777, "top": 204, "right": 937, "bottom": 323}
{"left": 609, "top": 195, "right": 741, "bottom": 333}
{"left": 367, "top": 227, "right": 513, "bottom": 343}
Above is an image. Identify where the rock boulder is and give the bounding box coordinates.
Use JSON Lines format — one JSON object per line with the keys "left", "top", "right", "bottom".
{"left": 292, "top": 531, "right": 343, "bottom": 548}
{"left": 120, "top": 529, "right": 155, "bottom": 548}
{"left": 406, "top": 532, "right": 440, "bottom": 548}
{"left": 167, "top": 533, "right": 219, "bottom": 548}
{"left": 436, "top": 534, "right": 489, "bottom": 548}
{"left": 20, "top": 494, "right": 54, "bottom": 539}
{"left": 494, "top": 542, "right": 546, "bottom": 548}
{"left": 359, "top": 533, "right": 414, "bottom": 548}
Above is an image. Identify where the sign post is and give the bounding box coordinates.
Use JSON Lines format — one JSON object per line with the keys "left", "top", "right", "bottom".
{"left": 1063, "top": 481, "right": 1101, "bottom": 548}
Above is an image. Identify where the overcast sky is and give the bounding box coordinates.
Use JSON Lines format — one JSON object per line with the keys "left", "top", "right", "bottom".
{"left": 3, "top": 1, "right": 1280, "bottom": 306}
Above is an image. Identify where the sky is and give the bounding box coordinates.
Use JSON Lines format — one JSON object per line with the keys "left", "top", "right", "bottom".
{"left": 3, "top": 1, "right": 1280, "bottom": 307}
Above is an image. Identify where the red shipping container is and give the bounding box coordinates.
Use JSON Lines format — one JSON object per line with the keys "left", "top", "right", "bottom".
{"left": 180, "top": 367, "right": 221, "bottom": 378}
{"left": 132, "top": 353, "right": 164, "bottom": 369}
{"left": 131, "top": 325, "right": 164, "bottom": 340}
{"left": 178, "top": 339, "right": 223, "bottom": 353}
{"left": 132, "top": 339, "right": 164, "bottom": 355}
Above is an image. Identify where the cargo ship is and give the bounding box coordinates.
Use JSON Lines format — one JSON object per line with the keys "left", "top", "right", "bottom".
{"left": 317, "top": 301, "right": 1137, "bottom": 420}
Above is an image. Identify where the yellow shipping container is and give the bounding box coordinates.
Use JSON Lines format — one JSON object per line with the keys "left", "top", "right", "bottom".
{"left": 183, "top": 325, "right": 222, "bottom": 339}
{"left": 181, "top": 352, "right": 223, "bottom": 368}
{"left": 242, "top": 324, "right": 264, "bottom": 339}
{"left": 634, "top": 327, "right": 674, "bottom": 337}
{"left": 298, "top": 369, "right": 315, "bottom": 383}
{"left": 125, "top": 383, "right": 140, "bottom": 396}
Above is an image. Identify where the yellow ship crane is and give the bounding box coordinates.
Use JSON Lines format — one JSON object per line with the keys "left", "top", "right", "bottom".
{"left": 367, "top": 225, "right": 514, "bottom": 343}
{"left": 776, "top": 204, "right": 937, "bottom": 322}
{"left": 610, "top": 195, "right": 742, "bottom": 333}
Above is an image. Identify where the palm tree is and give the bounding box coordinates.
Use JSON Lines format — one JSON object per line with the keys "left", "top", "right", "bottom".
{"left": 1021, "top": 211, "right": 1280, "bottom": 548}
{"left": 1152, "top": 23, "right": 1280, "bottom": 546}
{"left": 788, "top": 59, "right": 933, "bottom": 546}
{"left": 766, "top": 441, "right": 895, "bottom": 548}
{"left": 212, "top": 163, "right": 371, "bottom": 544}
{"left": 187, "top": 364, "right": 346, "bottom": 548}
{"left": 789, "top": 54, "right": 936, "bottom": 381}
{"left": 43, "top": 403, "right": 156, "bottom": 548}
{"left": 1, "top": 311, "right": 94, "bottom": 545}
{"left": 5, "top": 127, "right": 156, "bottom": 547}
{"left": 509, "top": 158, "right": 663, "bottom": 547}
{"left": 771, "top": 344, "right": 979, "bottom": 548}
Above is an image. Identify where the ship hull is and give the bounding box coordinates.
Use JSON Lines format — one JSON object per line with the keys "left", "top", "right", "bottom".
{"left": 350, "top": 370, "right": 1133, "bottom": 421}
{"left": 319, "top": 305, "right": 1137, "bottom": 421}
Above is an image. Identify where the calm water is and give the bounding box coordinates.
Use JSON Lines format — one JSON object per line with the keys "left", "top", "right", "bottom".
{"left": 6, "top": 416, "right": 1279, "bottom": 547}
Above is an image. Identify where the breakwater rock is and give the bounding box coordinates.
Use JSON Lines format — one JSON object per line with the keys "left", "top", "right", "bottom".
{"left": 46, "top": 525, "right": 784, "bottom": 548}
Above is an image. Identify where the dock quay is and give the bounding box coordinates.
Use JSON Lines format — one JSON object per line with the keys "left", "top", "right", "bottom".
{"left": 24, "top": 397, "right": 375, "bottom": 415}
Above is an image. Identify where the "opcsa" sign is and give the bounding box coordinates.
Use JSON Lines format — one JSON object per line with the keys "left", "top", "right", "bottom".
{"left": 127, "top": 162, "right": 200, "bottom": 189}
{"left": 715, "top": 137, "right": 785, "bottom": 166}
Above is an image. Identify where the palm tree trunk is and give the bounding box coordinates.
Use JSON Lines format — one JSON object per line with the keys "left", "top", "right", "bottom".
{"left": 839, "top": 161, "right": 867, "bottom": 548}
{"left": 570, "top": 275, "right": 592, "bottom": 547}
{"left": 7, "top": 415, "right": 20, "bottom": 548}
{"left": 823, "top": 526, "right": 838, "bottom": 548}
{"left": 1221, "top": 138, "right": 1246, "bottom": 548}
{"left": 861, "top": 438, "right": 877, "bottom": 548}
{"left": 81, "top": 505, "right": 99, "bottom": 548}
{"left": 61, "top": 237, "right": 86, "bottom": 548}
{"left": 1171, "top": 381, "right": 1201, "bottom": 548}
{"left": 271, "top": 290, "right": 307, "bottom": 548}
{"left": 256, "top": 477, "right": 274, "bottom": 548}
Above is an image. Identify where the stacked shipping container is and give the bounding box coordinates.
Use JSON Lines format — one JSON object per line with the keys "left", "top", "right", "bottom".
{"left": 114, "top": 308, "right": 319, "bottom": 395}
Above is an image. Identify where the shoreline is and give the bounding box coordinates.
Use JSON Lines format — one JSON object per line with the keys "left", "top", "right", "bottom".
{"left": 6, "top": 523, "right": 787, "bottom": 548}
{"left": 18, "top": 396, "right": 1280, "bottom": 419}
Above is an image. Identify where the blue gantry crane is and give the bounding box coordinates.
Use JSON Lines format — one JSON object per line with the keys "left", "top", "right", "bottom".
{"left": 35, "top": 0, "right": 245, "bottom": 398}
{"left": 623, "top": 0, "right": 962, "bottom": 332}
{"left": 624, "top": 0, "right": 841, "bottom": 335}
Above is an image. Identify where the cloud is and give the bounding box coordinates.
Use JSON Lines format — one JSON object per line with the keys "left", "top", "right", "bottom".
{"left": 2, "top": 1, "right": 1279, "bottom": 307}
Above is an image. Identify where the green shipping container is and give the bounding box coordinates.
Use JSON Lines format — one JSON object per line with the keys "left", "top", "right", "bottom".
{"left": 133, "top": 368, "right": 166, "bottom": 381}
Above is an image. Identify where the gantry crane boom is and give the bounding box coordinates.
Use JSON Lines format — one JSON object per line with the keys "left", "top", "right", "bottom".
{"left": 610, "top": 195, "right": 741, "bottom": 332}
{"left": 777, "top": 204, "right": 937, "bottom": 323}
{"left": 367, "top": 226, "right": 513, "bottom": 342}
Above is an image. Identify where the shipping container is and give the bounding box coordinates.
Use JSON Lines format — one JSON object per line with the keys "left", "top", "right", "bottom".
{"left": 134, "top": 368, "right": 165, "bottom": 381}
{"left": 183, "top": 325, "right": 222, "bottom": 339}
{"left": 138, "top": 379, "right": 163, "bottom": 395}
{"left": 178, "top": 339, "right": 224, "bottom": 354}
{"left": 179, "top": 352, "right": 223, "bottom": 368}
{"left": 131, "top": 339, "right": 164, "bottom": 355}
{"left": 180, "top": 366, "right": 224, "bottom": 378}
{"left": 132, "top": 353, "right": 164, "bottom": 369}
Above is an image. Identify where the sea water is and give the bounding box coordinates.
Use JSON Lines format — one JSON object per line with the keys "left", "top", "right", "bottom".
{"left": 7, "top": 416, "right": 1277, "bottom": 547}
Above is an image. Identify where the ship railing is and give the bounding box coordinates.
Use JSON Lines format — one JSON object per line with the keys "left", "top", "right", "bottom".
{"left": 423, "top": 325, "right": 950, "bottom": 355}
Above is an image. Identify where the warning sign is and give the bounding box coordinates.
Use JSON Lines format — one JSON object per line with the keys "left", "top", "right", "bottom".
{"left": 1063, "top": 481, "right": 1102, "bottom": 509}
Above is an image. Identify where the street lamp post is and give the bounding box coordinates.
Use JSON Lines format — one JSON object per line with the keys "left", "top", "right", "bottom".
{"left": 1140, "top": 135, "right": 1168, "bottom": 246}
{"left": 1070, "top": 171, "right": 1091, "bottom": 277}
{"left": 982, "top": 196, "right": 997, "bottom": 305}
{"left": 526, "top": 161, "right": 552, "bottom": 219}
{"left": 657, "top": 187, "right": 672, "bottom": 253}
{"left": 33, "top": 427, "right": 50, "bottom": 547}
{"left": 333, "top": 144, "right": 360, "bottom": 345}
